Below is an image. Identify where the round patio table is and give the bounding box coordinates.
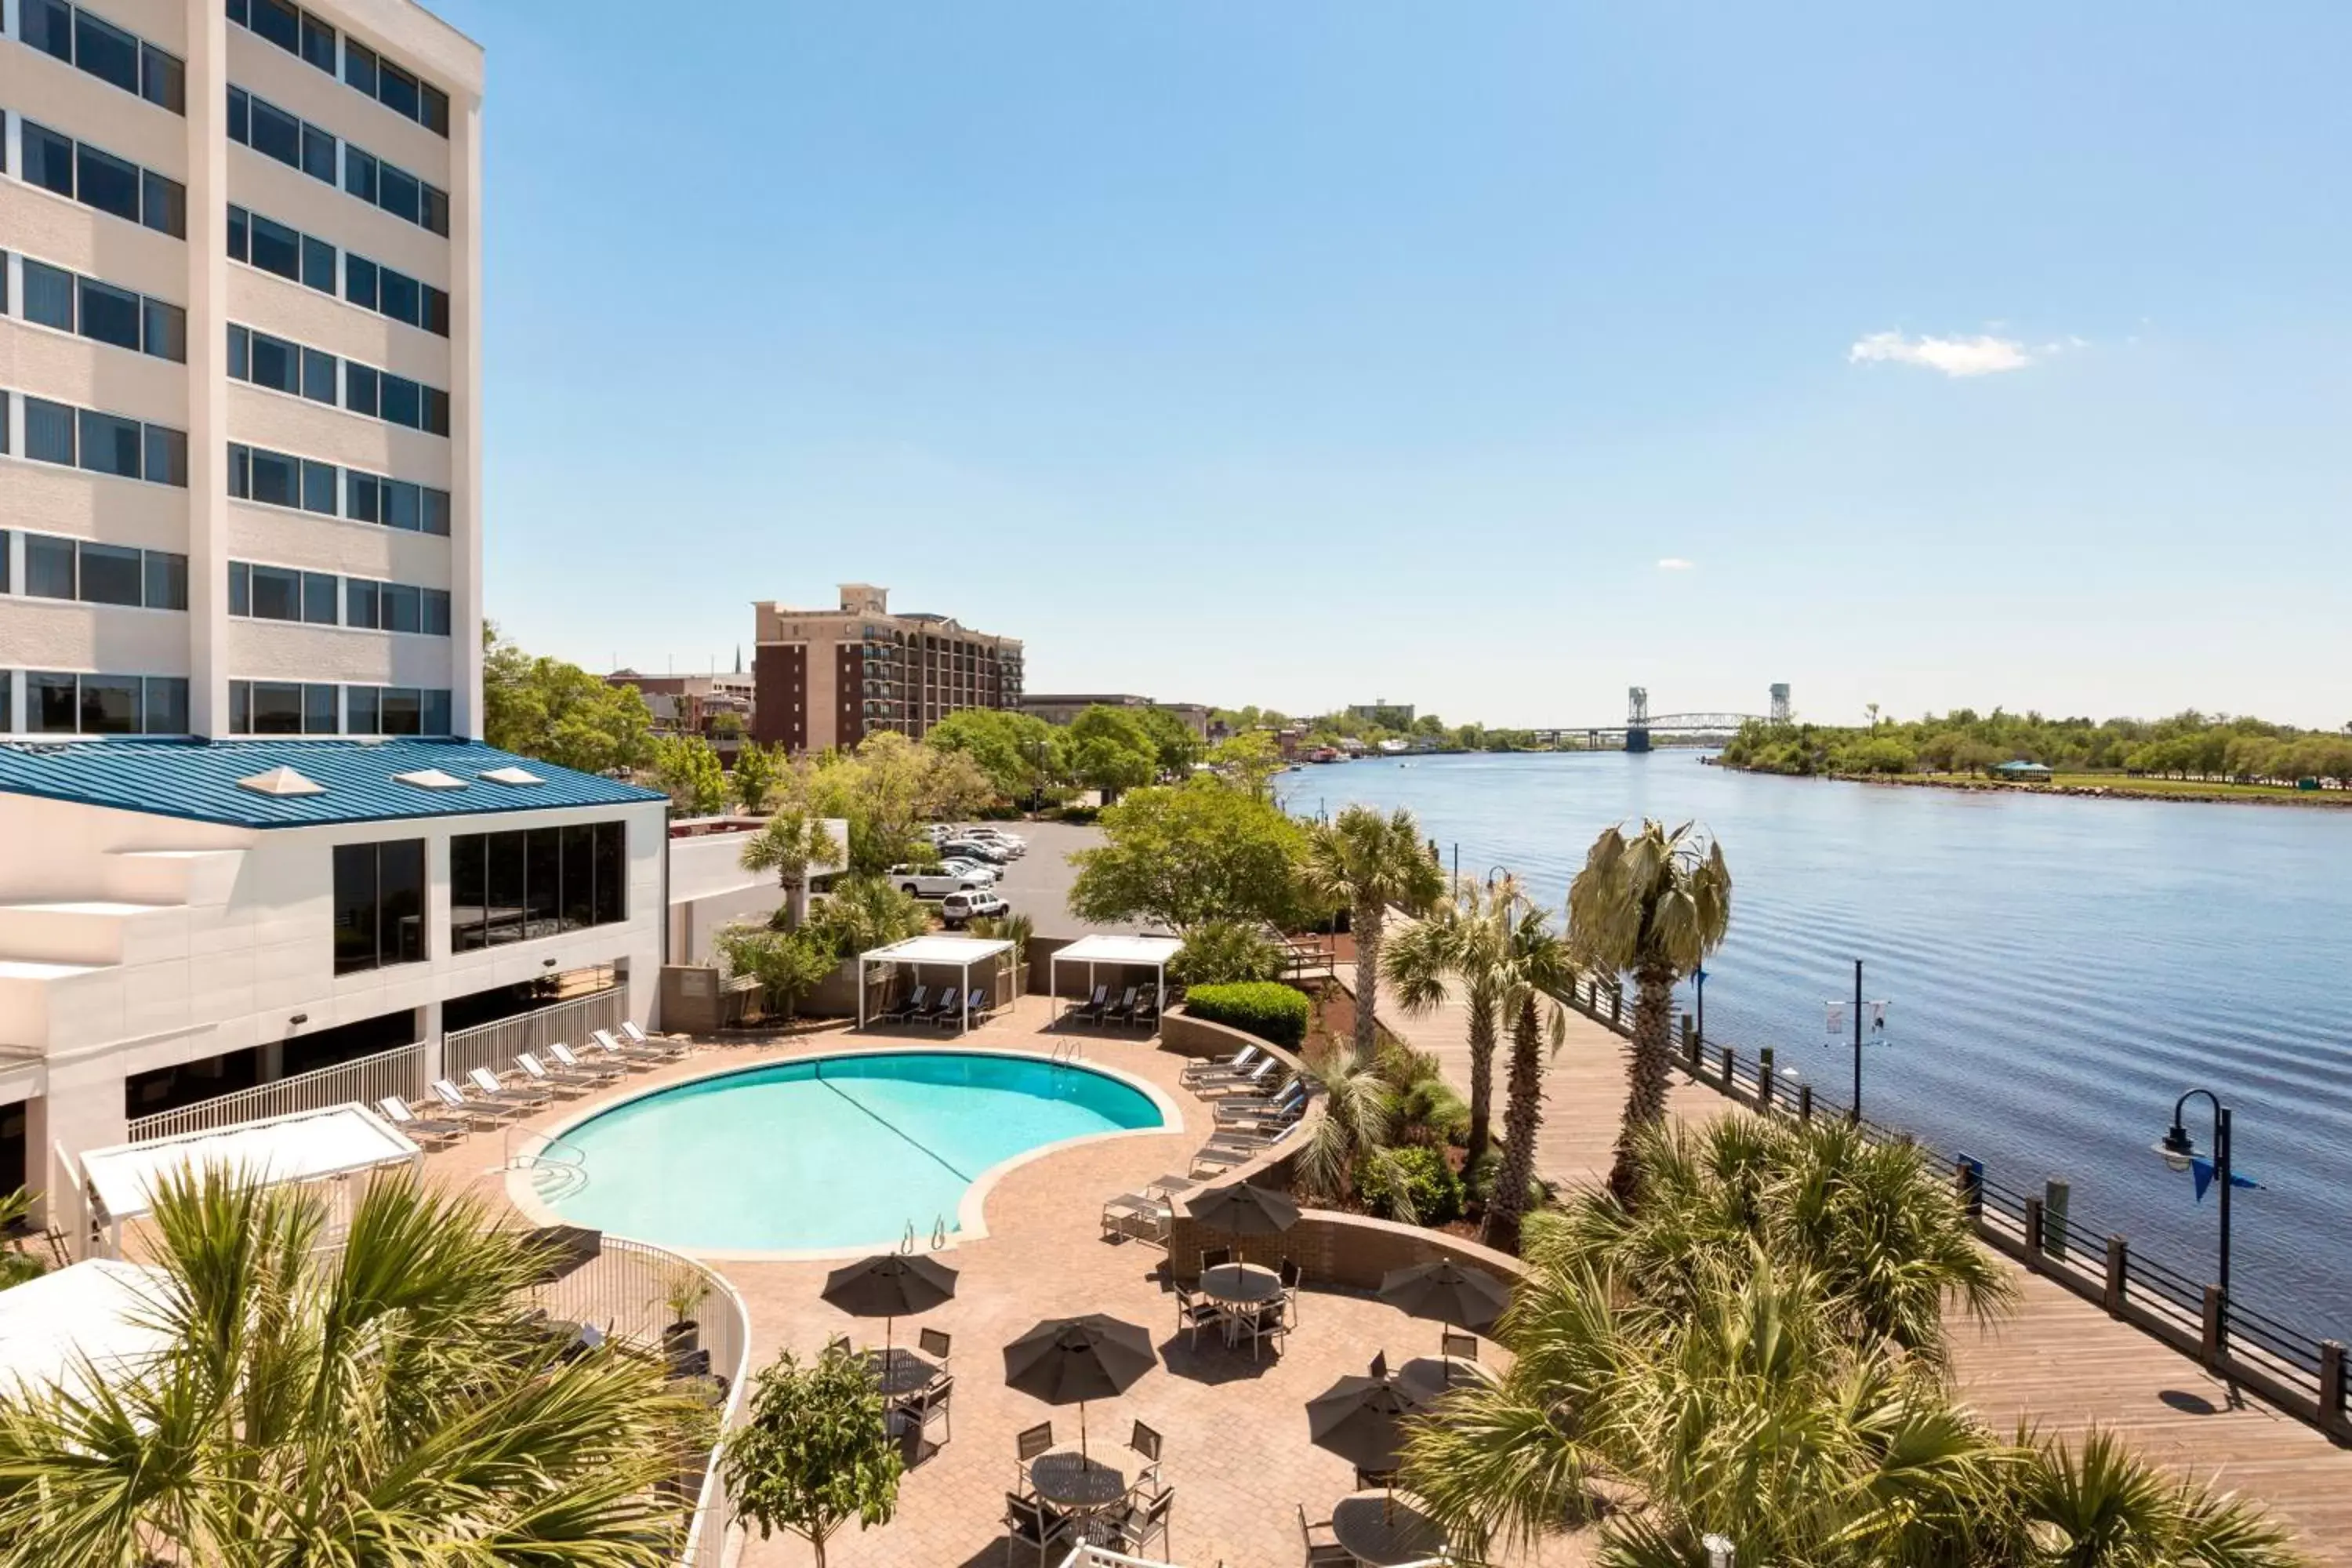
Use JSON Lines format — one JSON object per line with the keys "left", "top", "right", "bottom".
{"left": 1029, "top": 1450, "right": 1130, "bottom": 1540}
{"left": 1331, "top": 1490, "right": 1449, "bottom": 1566}
{"left": 1199, "top": 1261, "right": 1283, "bottom": 1346}
{"left": 860, "top": 1347, "right": 941, "bottom": 1399}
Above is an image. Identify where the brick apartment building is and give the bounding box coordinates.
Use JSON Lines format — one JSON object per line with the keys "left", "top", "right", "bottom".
{"left": 750, "top": 584, "right": 1022, "bottom": 752}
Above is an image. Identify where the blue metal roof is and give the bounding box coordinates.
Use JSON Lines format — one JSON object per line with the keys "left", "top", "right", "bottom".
{"left": 0, "top": 738, "right": 666, "bottom": 829}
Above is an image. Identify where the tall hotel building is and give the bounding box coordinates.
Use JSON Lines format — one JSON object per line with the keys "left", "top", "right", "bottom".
{"left": 752, "top": 583, "right": 1024, "bottom": 753}
{"left": 0, "top": 0, "right": 668, "bottom": 1233}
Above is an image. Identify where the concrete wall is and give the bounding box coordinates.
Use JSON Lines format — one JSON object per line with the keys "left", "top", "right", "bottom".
{"left": 1168, "top": 1207, "right": 1526, "bottom": 1291}
{"left": 662, "top": 818, "right": 846, "bottom": 966}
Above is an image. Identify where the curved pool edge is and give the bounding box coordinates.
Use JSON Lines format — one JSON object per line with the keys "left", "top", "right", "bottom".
{"left": 501, "top": 1043, "right": 1187, "bottom": 1264}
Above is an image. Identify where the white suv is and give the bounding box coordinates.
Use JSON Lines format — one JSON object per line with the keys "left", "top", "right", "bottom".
{"left": 887, "top": 863, "right": 987, "bottom": 900}
{"left": 941, "top": 890, "right": 1010, "bottom": 926}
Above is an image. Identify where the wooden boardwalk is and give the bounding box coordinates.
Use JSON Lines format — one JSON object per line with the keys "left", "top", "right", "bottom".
{"left": 1344, "top": 965, "right": 2352, "bottom": 1563}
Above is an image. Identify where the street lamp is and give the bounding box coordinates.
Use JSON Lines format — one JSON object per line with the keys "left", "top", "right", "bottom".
{"left": 1693, "top": 964, "right": 1708, "bottom": 1051}
{"left": 2154, "top": 1087, "right": 2235, "bottom": 1310}
{"left": 1825, "top": 959, "right": 1889, "bottom": 1123}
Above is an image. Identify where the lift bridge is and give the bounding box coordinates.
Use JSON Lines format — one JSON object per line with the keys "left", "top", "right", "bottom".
{"left": 1534, "top": 684, "right": 1790, "bottom": 753}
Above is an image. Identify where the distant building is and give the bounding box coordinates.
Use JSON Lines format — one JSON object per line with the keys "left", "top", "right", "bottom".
{"left": 1992, "top": 760, "right": 2054, "bottom": 779}
{"left": 751, "top": 585, "right": 1023, "bottom": 753}
{"left": 606, "top": 670, "right": 755, "bottom": 746}
{"left": 1347, "top": 702, "right": 1416, "bottom": 728}
{"left": 1019, "top": 693, "right": 1210, "bottom": 739}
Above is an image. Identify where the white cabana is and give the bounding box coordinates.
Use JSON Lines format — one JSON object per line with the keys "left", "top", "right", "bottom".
{"left": 0, "top": 1258, "right": 175, "bottom": 1401}
{"left": 80, "top": 1102, "right": 422, "bottom": 1255}
{"left": 857, "top": 935, "right": 1017, "bottom": 1033}
{"left": 1050, "top": 933, "right": 1182, "bottom": 1023}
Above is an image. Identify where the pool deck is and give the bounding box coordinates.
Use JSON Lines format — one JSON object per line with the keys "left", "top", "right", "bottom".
{"left": 423, "top": 996, "right": 1584, "bottom": 1568}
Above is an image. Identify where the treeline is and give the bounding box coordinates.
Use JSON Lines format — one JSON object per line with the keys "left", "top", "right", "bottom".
{"left": 1210, "top": 705, "right": 1554, "bottom": 753}
{"left": 1720, "top": 709, "right": 2352, "bottom": 785}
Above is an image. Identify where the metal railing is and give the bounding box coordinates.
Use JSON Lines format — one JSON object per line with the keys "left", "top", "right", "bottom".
{"left": 125, "top": 1043, "right": 429, "bottom": 1143}
{"left": 444, "top": 988, "right": 627, "bottom": 1083}
{"left": 531, "top": 1235, "right": 751, "bottom": 1568}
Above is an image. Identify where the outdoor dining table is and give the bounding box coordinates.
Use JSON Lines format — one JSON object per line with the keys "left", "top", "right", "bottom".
{"left": 1028, "top": 1450, "right": 1131, "bottom": 1541}
{"left": 860, "top": 1346, "right": 942, "bottom": 1399}
{"left": 1199, "top": 1261, "right": 1283, "bottom": 1345}
{"left": 1330, "top": 1489, "right": 1450, "bottom": 1566}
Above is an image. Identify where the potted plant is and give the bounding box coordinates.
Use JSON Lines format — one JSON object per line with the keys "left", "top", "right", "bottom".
{"left": 661, "top": 1265, "right": 708, "bottom": 1358}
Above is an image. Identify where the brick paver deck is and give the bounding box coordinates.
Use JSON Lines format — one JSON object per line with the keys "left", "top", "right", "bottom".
{"left": 1347, "top": 964, "right": 2352, "bottom": 1563}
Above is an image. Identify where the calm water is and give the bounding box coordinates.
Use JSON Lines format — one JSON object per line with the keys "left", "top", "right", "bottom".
{"left": 1290, "top": 753, "right": 2352, "bottom": 1338}
{"left": 553, "top": 1052, "right": 1163, "bottom": 1253}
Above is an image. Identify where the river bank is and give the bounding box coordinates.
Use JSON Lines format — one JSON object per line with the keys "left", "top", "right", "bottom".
{"left": 1709, "top": 760, "right": 2352, "bottom": 808}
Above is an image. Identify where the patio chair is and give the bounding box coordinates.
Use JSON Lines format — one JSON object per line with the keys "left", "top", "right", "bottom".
{"left": 1298, "top": 1504, "right": 1354, "bottom": 1566}
{"left": 924, "top": 989, "right": 963, "bottom": 1029}
{"left": 468, "top": 1065, "right": 552, "bottom": 1110}
{"left": 1172, "top": 1279, "right": 1222, "bottom": 1349}
{"left": 1132, "top": 989, "right": 1163, "bottom": 1031}
{"left": 1443, "top": 1329, "right": 1479, "bottom": 1365}
{"left": 1181, "top": 1044, "right": 1260, "bottom": 1087}
{"left": 1102, "top": 1189, "right": 1174, "bottom": 1246}
{"left": 547, "top": 1040, "right": 628, "bottom": 1083}
{"left": 1199, "top": 1058, "right": 1282, "bottom": 1098}
{"left": 515, "top": 1052, "right": 595, "bottom": 1096}
{"left": 1214, "top": 1075, "right": 1304, "bottom": 1117}
{"left": 1004, "top": 1491, "right": 1073, "bottom": 1567}
{"left": 617, "top": 1020, "right": 691, "bottom": 1059}
{"left": 1071, "top": 985, "right": 1110, "bottom": 1026}
{"left": 377, "top": 1094, "right": 467, "bottom": 1146}
{"left": 1109, "top": 1486, "right": 1174, "bottom": 1559}
{"left": 1200, "top": 1245, "right": 1232, "bottom": 1272}
{"left": 898, "top": 1371, "right": 953, "bottom": 1458}
{"left": 588, "top": 1028, "right": 667, "bottom": 1067}
{"left": 431, "top": 1076, "right": 521, "bottom": 1126}
{"left": 1128, "top": 1419, "right": 1167, "bottom": 1497}
{"left": 1238, "top": 1301, "right": 1289, "bottom": 1361}
{"left": 1189, "top": 1142, "right": 1257, "bottom": 1178}
{"left": 879, "top": 984, "right": 927, "bottom": 1025}
{"left": 1105, "top": 985, "right": 1140, "bottom": 1026}
{"left": 917, "top": 1327, "right": 953, "bottom": 1363}
{"left": 1014, "top": 1421, "right": 1055, "bottom": 1491}
{"left": 1279, "top": 1257, "right": 1303, "bottom": 1323}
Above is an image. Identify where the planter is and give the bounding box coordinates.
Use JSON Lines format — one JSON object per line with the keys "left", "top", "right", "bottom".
{"left": 662, "top": 1319, "right": 699, "bottom": 1358}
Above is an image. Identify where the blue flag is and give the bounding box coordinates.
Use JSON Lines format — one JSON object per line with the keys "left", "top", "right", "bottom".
{"left": 2190, "top": 1156, "right": 2262, "bottom": 1203}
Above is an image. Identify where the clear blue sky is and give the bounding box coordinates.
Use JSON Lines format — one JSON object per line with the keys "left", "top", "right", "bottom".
{"left": 437, "top": 0, "right": 2351, "bottom": 731}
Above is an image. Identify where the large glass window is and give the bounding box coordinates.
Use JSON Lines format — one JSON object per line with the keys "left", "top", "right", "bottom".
{"left": 452, "top": 823, "right": 627, "bottom": 952}
{"left": 78, "top": 675, "right": 140, "bottom": 735}
{"left": 78, "top": 409, "right": 143, "bottom": 479}
{"left": 21, "top": 672, "right": 183, "bottom": 735}
{"left": 78, "top": 543, "right": 143, "bottom": 607}
{"left": 23, "top": 2, "right": 183, "bottom": 114}
{"left": 25, "top": 397, "right": 74, "bottom": 463}
{"left": 24, "top": 261, "right": 75, "bottom": 331}
{"left": 334, "top": 839, "right": 426, "bottom": 974}
{"left": 19, "top": 397, "right": 183, "bottom": 485}
{"left": 26, "top": 536, "right": 77, "bottom": 599}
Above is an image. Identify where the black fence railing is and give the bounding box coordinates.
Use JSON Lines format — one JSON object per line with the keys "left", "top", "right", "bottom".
{"left": 1545, "top": 968, "right": 2350, "bottom": 1439}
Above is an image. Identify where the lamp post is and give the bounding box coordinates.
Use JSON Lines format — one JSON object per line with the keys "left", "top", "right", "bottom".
{"left": 2154, "top": 1087, "right": 2235, "bottom": 1313}
{"left": 1826, "top": 959, "right": 1889, "bottom": 1123}
{"left": 1693, "top": 964, "right": 1708, "bottom": 1051}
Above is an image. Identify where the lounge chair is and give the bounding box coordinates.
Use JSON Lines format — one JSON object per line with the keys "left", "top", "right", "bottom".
{"left": 1181, "top": 1044, "right": 1260, "bottom": 1087}
{"left": 516, "top": 1052, "right": 597, "bottom": 1095}
{"left": 1102, "top": 1189, "right": 1174, "bottom": 1245}
{"left": 617, "top": 1020, "right": 689, "bottom": 1059}
{"left": 378, "top": 1094, "right": 467, "bottom": 1145}
{"left": 880, "top": 984, "right": 928, "bottom": 1025}
{"left": 467, "top": 1065, "right": 552, "bottom": 1110}
{"left": 1069, "top": 985, "right": 1109, "bottom": 1026}
{"left": 547, "top": 1040, "right": 628, "bottom": 1083}
{"left": 588, "top": 1028, "right": 669, "bottom": 1066}
{"left": 1214, "top": 1077, "right": 1304, "bottom": 1120}
{"left": 924, "top": 989, "right": 961, "bottom": 1028}
{"left": 431, "top": 1076, "right": 521, "bottom": 1126}
{"left": 1199, "top": 1058, "right": 1282, "bottom": 1098}
{"left": 1131, "top": 990, "right": 1162, "bottom": 1031}
{"left": 1104, "top": 985, "right": 1140, "bottom": 1026}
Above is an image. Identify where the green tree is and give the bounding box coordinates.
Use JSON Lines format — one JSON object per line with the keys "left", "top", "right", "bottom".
{"left": 1294, "top": 1042, "right": 1416, "bottom": 1220}
{"left": 1068, "top": 706, "right": 1160, "bottom": 803}
{"left": 1480, "top": 884, "right": 1573, "bottom": 1252}
{"left": 654, "top": 733, "right": 729, "bottom": 816}
{"left": 1069, "top": 778, "right": 1309, "bottom": 931}
{"left": 1300, "top": 804, "right": 1444, "bottom": 1064}
{"left": 714, "top": 924, "right": 840, "bottom": 1021}
{"left": 731, "top": 739, "right": 786, "bottom": 813}
{"left": 1566, "top": 819, "right": 1733, "bottom": 1203}
{"left": 924, "top": 710, "right": 1066, "bottom": 804}
{"left": 1137, "top": 706, "right": 1205, "bottom": 776}
{"left": 1385, "top": 881, "right": 1510, "bottom": 1163}
{"left": 723, "top": 1343, "right": 904, "bottom": 1568}
{"left": 485, "top": 623, "right": 655, "bottom": 775}
{"left": 806, "top": 732, "right": 993, "bottom": 873}
{"left": 1208, "top": 730, "right": 1285, "bottom": 800}
{"left": 1170, "top": 918, "right": 1287, "bottom": 986}
{"left": 802, "top": 873, "right": 931, "bottom": 959}
{"left": 739, "top": 809, "right": 844, "bottom": 927}
{"left": 0, "top": 1188, "right": 42, "bottom": 1288}
{"left": 0, "top": 1167, "right": 695, "bottom": 1564}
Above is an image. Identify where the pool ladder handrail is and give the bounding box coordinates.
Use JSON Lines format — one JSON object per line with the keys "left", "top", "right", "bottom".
{"left": 931, "top": 1215, "right": 948, "bottom": 1250}
{"left": 1050, "top": 1037, "right": 1084, "bottom": 1066}
{"left": 500, "top": 1127, "right": 590, "bottom": 1200}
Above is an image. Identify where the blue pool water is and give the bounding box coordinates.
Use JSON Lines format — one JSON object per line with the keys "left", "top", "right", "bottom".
{"left": 546, "top": 1051, "right": 1166, "bottom": 1253}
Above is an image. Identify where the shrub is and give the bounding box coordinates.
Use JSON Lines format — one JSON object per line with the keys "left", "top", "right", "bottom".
{"left": 1183, "top": 982, "right": 1310, "bottom": 1049}
{"left": 1170, "top": 920, "right": 1286, "bottom": 987}
{"left": 1356, "top": 1145, "right": 1464, "bottom": 1227}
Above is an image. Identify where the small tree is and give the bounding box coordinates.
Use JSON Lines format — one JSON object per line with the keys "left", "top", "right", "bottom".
{"left": 715, "top": 925, "right": 840, "bottom": 1022}
{"left": 732, "top": 741, "right": 783, "bottom": 814}
{"left": 1171, "top": 918, "right": 1286, "bottom": 985}
{"left": 724, "top": 1345, "right": 903, "bottom": 1568}
{"left": 655, "top": 734, "right": 729, "bottom": 816}
{"left": 740, "top": 810, "right": 844, "bottom": 928}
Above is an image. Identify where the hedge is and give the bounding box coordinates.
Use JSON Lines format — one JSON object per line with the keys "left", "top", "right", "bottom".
{"left": 1183, "top": 982, "right": 1310, "bottom": 1050}
{"left": 1356, "top": 1145, "right": 1465, "bottom": 1227}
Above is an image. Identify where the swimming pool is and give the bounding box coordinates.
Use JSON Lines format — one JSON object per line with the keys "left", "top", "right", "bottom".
{"left": 539, "top": 1051, "right": 1170, "bottom": 1255}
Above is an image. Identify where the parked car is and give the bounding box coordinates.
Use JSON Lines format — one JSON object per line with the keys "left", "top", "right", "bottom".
{"left": 941, "top": 890, "right": 1010, "bottom": 926}
{"left": 936, "top": 858, "right": 999, "bottom": 884}
{"left": 938, "top": 840, "right": 1010, "bottom": 866}
{"left": 887, "top": 863, "right": 987, "bottom": 899}
{"left": 957, "top": 826, "right": 1026, "bottom": 854}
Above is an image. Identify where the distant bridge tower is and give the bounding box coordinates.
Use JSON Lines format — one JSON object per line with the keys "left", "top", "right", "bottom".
{"left": 1769, "top": 684, "right": 1791, "bottom": 725}
{"left": 1626, "top": 687, "right": 1652, "bottom": 754}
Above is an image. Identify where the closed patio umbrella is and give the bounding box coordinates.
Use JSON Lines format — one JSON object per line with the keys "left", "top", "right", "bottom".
{"left": 822, "top": 1253, "right": 958, "bottom": 1359}
{"left": 1184, "top": 1181, "right": 1301, "bottom": 1237}
{"left": 1002, "top": 1313, "right": 1156, "bottom": 1459}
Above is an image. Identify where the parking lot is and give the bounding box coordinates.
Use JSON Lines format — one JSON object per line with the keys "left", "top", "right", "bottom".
{"left": 927, "top": 818, "right": 1142, "bottom": 938}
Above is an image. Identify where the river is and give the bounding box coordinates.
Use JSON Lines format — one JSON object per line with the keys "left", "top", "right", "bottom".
{"left": 1285, "top": 750, "right": 2352, "bottom": 1340}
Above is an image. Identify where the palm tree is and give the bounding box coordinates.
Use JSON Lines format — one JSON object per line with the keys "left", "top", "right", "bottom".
{"left": 1480, "top": 885, "right": 1573, "bottom": 1254}
{"left": 1565, "top": 818, "right": 1733, "bottom": 1202}
{"left": 740, "top": 809, "right": 844, "bottom": 928}
{"left": 1388, "top": 879, "right": 1541, "bottom": 1163}
{"left": 0, "top": 1167, "right": 698, "bottom": 1565}
{"left": 1292, "top": 1041, "right": 1414, "bottom": 1220}
{"left": 1301, "top": 804, "right": 1444, "bottom": 1064}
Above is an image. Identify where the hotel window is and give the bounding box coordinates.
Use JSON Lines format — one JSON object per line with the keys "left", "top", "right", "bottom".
{"left": 227, "top": 207, "right": 338, "bottom": 296}
{"left": 451, "top": 822, "right": 626, "bottom": 951}
{"left": 333, "top": 839, "right": 426, "bottom": 974}
{"left": 21, "top": 536, "right": 187, "bottom": 610}
{"left": 343, "top": 255, "right": 451, "bottom": 337}
{"left": 227, "top": 325, "right": 338, "bottom": 405}
{"left": 16, "top": 260, "right": 186, "bottom": 363}
{"left": 229, "top": 0, "right": 338, "bottom": 76}
{"left": 346, "top": 473, "right": 454, "bottom": 535}
{"left": 24, "top": 673, "right": 188, "bottom": 735}
{"left": 20, "top": 397, "right": 187, "bottom": 486}
{"left": 344, "top": 363, "right": 452, "bottom": 437}
{"left": 227, "top": 87, "right": 337, "bottom": 185}
{"left": 340, "top": 146, "right": 450, "bottom": 237}
{"left": 22, "top": 0, "right": 187, "bottom": 114}
{"left": 19, "top": 121, "right": 185, "bottom": 238}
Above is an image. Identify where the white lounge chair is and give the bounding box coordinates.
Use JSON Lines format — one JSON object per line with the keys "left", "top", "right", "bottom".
{"left": 618, "top": 1020, "right": 689, "bottom": 1059}
{"left": 516, "top": 1052, "right": 596, "bottom": 1095}
{"left": 1181, "top": 1044, "right": 1260, "bottom": 1087}
{"left": 379, "top": 1094, "right": 467, "bottom": 1145}
{"left": 548, "top": 1040, "right": 628, "bottom": 1082}
{"left": 468, "top": 1065, "right": 551, "bottom": 1110}
{"left": 590, "top": 1028, "right": 672, "bottom": 1066}
{"left": 1199, "top": 1058, "right": 1282, "bottom": 1098}
{"left": 431, "top": 1076, "right": 521, "bottom": 1126}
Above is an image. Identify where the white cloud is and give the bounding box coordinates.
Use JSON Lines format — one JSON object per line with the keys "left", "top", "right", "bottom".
{"left": 1656, "top": 557, "right": 1696, "bottom": 572}
{"left": 1848, "top": 330, "right": 2041, "bottom": 377}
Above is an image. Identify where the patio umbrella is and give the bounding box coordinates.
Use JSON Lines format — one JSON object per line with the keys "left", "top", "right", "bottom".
{"left": 517, "top": 1224, "right": 601, "bottom": 1287}
{"left": 822, "top": 1253, "right": 958, "bottom": 1359}
{"left": 1306, "top": 1363, "right": 1432, "bottom": 1478}
{"left": 1002, "top": 1313, "right": 1156, "bottom": 1459}
{"left": 1185, "top": 1181, "right": 1301, "bottom": 1236}
{"left": 1378, "top": 1258, "right": 1511, "bottom": 1362}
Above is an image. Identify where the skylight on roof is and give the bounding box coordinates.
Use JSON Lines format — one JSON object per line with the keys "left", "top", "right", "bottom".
{"left": 235, "top": 766, "right": 326, "bottom": 798}
{"left": 477, "top": 766, "right": 543, "bottom": 786}
{"left": 393, "top": 768, "right": 467, "bottom": 790}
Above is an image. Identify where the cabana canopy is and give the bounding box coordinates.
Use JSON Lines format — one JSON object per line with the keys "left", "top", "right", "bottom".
{"left": 858, "top": 935, "right": 1016, "bottom": 1031}
{"left": 80, "top": 1102, "right": 421, "bottom": 1252}
{"left": 1051, "top": 933, "right": 1182, "bottom": 1020}
{"left": 0, "top": 1258, "right": 174, "bottom": 1400}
